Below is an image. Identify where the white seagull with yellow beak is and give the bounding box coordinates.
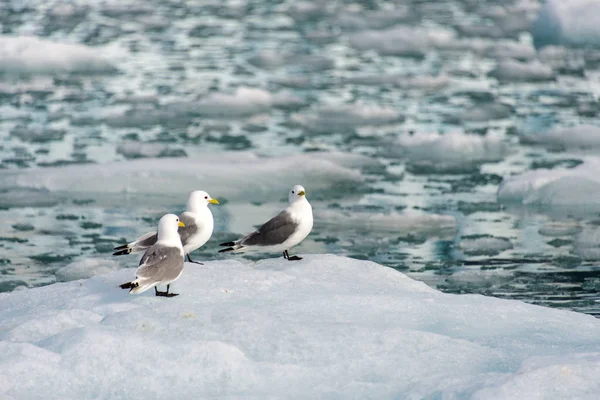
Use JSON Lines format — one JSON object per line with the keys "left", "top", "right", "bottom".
{"left": 114, "top": 190, "right": 219, "bottom": 264}
{"left": 219, "top": 185, "right": 313, "bottom": 261}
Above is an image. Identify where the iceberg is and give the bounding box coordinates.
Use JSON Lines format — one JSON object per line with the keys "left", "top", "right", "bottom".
{"left": 1, "top": 255, "right": 599, "bottom": 398}
{"left": 532, "top": 0, "right": 600, "bottom": 48}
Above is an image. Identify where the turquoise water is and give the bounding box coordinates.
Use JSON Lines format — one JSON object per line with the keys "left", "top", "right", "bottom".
{"left": 1, "top": 0, "right": 600, "bottom": 316}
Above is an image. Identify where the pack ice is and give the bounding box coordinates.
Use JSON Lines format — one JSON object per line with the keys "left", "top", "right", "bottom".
{"left": 1, "top": 255, "right": 599, "bottom": 399}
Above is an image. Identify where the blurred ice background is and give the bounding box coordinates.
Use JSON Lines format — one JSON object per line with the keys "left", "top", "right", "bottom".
{"left": 1, "top": 0, "right": 600, "bottom": 316}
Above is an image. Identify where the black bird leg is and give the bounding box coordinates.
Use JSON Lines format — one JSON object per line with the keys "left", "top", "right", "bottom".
{"left": 284, "top": 250, "right": 302, "bottom": 261}
{"left": 186, "top": 254, "right": 203, "bottom": 265}
{"left": 155, "top": 284, "right": 179, "bottom": 297}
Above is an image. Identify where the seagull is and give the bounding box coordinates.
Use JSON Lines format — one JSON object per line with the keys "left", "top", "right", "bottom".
{"left": 119, "top": 213, "right": 186, "bottom": 297}
{"left": 113, "top": 190, "right": 219, "bottom": 264}
{"left": 219, "top": 184, "right": 313, "bottom": 261}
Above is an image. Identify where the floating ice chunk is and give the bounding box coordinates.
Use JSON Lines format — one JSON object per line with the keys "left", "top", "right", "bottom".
{"left": 55, "top": 258, "right": 122, "bottom": 282}
{"left": 398, "top": 132, "right": 509, "bottom": 173}
{"left": 497, "top": 158, "right": 600, "bottom": 209}
{"left": 447, "top": 269, "right": 513, "bottom": 286}
{"left": 0, "top": 36, "right": 117, "bottom": 77}
{"left": 484, "top": 42, "right": 536, "bottom": 61}
{"left": 346, "top": 74, "right": 450, "bottom": 91}
{"left": 460, "top": 235, "right": 513, "bottom": 256}
{"left": 396, "top": 74, "right": 450, "bottom": 91}
{"left": 292, "top": 105, "right": 404, "bottom": 133}
{"left": 1, "top": 255, "right": 600, "bottom": 398}
{"left": 196, "top": 87, "right": 273, "bottom": 117}
{"left": 335, "top": 8, "right": 413, "bottom": 30}
{"left": 488, "top": 60, "right": 555, "bottom": 83}
{"left": 538, "top": 221, "right": 583, "bottom": 237}
{"left": 532, "top": 0, "right": 600, "bottom": 48}
{"left": 317, "top": 209, "right": 457, "bottom": 240}
{"left": 457, "top": 102, "right": 513, "bottom": 123}
{"left": 520, "top": 125, "right": 600, "bottom": 149}
{"left": 271, "top": 91, "right": 308, "bottom": 110}
{"left": 572, "top": 226, "right": 600, "bottom": 260}
{"left": 348, "top": 26, "right": 454, "bottom": 58}
{"left": 285, "top": 2, "right": 331, "bottom": 22}
{"left": 116, "top": 141, "right": 186, "bottom": 159}
{"left": 0, "top": 151, "right": 375, "bottom": 206}
{"left": 10, "top": 125, "right": 66, "bottom": 143}
{"left": 248, "top": 51, "right": 334, "bottom": 72}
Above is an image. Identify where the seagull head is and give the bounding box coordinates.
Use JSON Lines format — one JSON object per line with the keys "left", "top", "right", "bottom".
{"left": 157, "top": 213, "right": 185, "bottom": 243}
{"left": 289, "top": 184, "right": 307, "bottom": 203}
{"left": 187, "top": 190, "right": 219, "bottom": 213}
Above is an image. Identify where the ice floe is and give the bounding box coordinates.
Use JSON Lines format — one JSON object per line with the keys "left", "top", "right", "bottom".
{"left": 397, "top": 131, "right": 509, "bottom": 174}
{"left": 488, "top": 59, "right": 555, "bottom": 83}
{"left": 532, "top": 0, "right": 600, "bottom": 48}
{"left": 497, "top": 158, "right": 600, "bottom": 210}
{"left": 0, "top": 36, "right": 116, "bottom": 77}
{"left": 55, "top": 258, "right": 121, "bottom": 282}
{"left": 520, "top": 125, "right": 600, "bottom": 150}
{"left": 1, "top": 255, "right": 600, "bottom": 398}
{"left": 0, "top": 151, "right": 376, "bottom": 206}
{"left": 292, "top": 105, "right": 404, "bottom": 134}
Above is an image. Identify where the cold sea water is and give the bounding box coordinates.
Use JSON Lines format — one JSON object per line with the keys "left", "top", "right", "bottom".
{"left": 1, "top": 0, "right": 600, "bottom": 316}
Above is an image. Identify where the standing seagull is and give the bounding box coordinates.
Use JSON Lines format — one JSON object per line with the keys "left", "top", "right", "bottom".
{"left": 119, "top": 213, "right": 185, "bottom": 297}
{"left": 219, "top": 185, "right": 313, "bottom": 261}
{"left": 113, "top": 190, "right": 219, "bottom": 264}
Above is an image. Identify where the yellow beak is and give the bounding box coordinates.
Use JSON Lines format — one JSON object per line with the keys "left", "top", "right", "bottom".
{"left": 178, "top": 221, "right": 185, "bottom": 227}
{"left": 298, "top": 190, "right": 306, "bottom": 196}
{"left": 208, "top": 198, "right": 219, "bottom": 205}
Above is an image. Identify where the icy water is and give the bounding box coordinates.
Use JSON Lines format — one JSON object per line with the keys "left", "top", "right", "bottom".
{"left": 1, "top": 0, "right": 600, "bottom": 316}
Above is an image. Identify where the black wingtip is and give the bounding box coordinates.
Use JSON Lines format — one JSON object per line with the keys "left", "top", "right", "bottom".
{"left": 112, "top": 248, "right": 131, "bottom": 256}
{"left": 119, "top": 282, "right": 135, "bottom": 289}
{"left": 219, "top": 247, "right": 234, "bottom": 253}
{"left": 219, "top": 241, "right": 235, "bottom": 247}
{"left": 113, "top": 244, "right": 129, "bottom": 251}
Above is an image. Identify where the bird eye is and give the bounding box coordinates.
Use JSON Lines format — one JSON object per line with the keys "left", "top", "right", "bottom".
{"left": 204, "top": 196, "right": 208, "bottom": 199}
{"left": 292, "top": 191, "right": 295, "bottom": 194}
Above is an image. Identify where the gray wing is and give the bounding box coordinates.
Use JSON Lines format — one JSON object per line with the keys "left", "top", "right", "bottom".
{"left": 136, "top": 245, "right": 183, "bottom": 282}
{"left": 133, "top": 231, "right": 158, "bottom": 248}
{"left": 241, "top": 210, "right": 298, "bottom": 247}
{"left": 178, "top": 212, "right": 198, "bottom": 247}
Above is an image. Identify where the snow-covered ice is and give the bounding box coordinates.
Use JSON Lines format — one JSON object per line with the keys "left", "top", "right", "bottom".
{"left": 55, "top": 258, "right": 121, "bottom": 282}
{"left": 497, "top": 158, "right": 600, "bottom": 209}
{"left": 520, "top": 125, "right": 600, "bottom": 149}
{"left": 397, "top": 131, "right": 509, "bottom": 173}
{"left": 488, "top": 59, "right": 555, "bottom": 83}
{"left": 532, "top": 0, "right": 600, "bottom": 48}
{"left": 196, "top": 87, "right": 273, "bottom": 117}
{"left": 316, "top": 209, "right": 457, "bottom": 239}
{"left": 459, "top": 235, "right": 514, "bottom": 256}
{"left": 0, "top": 36, "right": 116, "bottom": 77}
{"left": 292, "top": 105, "right": 405, "bottom": 133}
{"left": 1, "top": 255, "right": 599, "bottom": 399}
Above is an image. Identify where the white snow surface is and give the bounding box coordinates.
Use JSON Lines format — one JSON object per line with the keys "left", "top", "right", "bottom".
{"left": 1, "top": 255, "right": 599, "bottom": 399}
{"left": 497, "top": 158, "right": 600, "bottom": 207}
{"left": 532, "top": 0, "right": 600, "bottom": 48}
{"left": 0, "top": 36, "right": 116, "bottom": 77}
